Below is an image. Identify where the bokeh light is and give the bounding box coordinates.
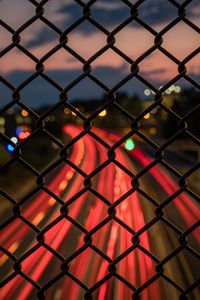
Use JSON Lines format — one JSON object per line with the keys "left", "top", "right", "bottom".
{"left": 125, "top": 138, "right": 135, "bottom": 151}
{"left": 18, "top": 131, "right": 31, "bottom": 140}
{"left": 7, "top": 144, "right": 15, "bottom": 152}
{"left": 174, "top": 85, "right": 181, "bottom": 93}
{"left": 21, "top": 110, "right": 29, "bottom": 117}
{"left": 98, "top": 110, "right": 107, "bottom": 117}
{"left": 144, "top": 113, "right": 150, "bottom": 120}
{"left": 144, "top": 89, "right": 151, "bottom": 96}
{"left": 11, "top": 137, "right": 18, "bottom": 144}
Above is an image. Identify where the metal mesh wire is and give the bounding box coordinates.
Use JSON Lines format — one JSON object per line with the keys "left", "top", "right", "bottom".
{"left": 0, "top": 0, "right": 200, "bottom": 299}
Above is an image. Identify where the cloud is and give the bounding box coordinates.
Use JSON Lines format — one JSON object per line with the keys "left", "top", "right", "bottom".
{"left": 141, "top": 68, "right": 167, "bottom": 76}
{"left": 57, "top": 0, "right": 178, "bottom": 29}
{"left": 20, "top": 0, "right": 200, "bottom": 50}
{"left": 0, "top": 67, "right": 126, "bottom": 108}
{"left": 25, "top": 27, "right": 59, "bottom": 49}
{"left": 1, "top": 0, "right": 199, "bottom": 90}
{"left": 1, "top": 65, "right": 198, "bottom": 110}
{"left": 0, "top": 66, "right": 153, "bottom": 108}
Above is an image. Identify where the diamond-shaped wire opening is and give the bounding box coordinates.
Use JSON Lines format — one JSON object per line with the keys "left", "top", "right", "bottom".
{"left": 1, "top": 48, "right": 36, "bottom": 84}
{"left": 86, "top": 219, "right": 131, "bottom": 257}
{"left": 19, "top": 75, "right": 61, "bottom": 112}
{"left": 91, "top": 162, "right": 132, "bottom": 201}
{"left": 19, "top": 245, "right": 62, "bottom": 286}
{"left": 67, "top": 20, "right": 107, "bottom": 60}
{"left": 41, "top": 0, "right": 70, "bottom": 30}
{"left": 0, "top": 104, "right": 37, "bottom": 140}
{"left": 162, "top": 22, "right": 200, "bottom": 60}
{"left": 161, "top": 190, "right": 200, "bottom": 233}
{"left": 138, "top": 0, "right": 179, "bottom": 30}
{"left": 144, "top": 219, "right": 181, "bottom": 259}
{"left": 63, "top": 130, "right": 119, "bottom": 176}
{"left": 116, "top": 247, "right": 157, "bottom": 288}
{"left": 0, "top": 159, "right": 37, "bottom": 198}
{"left": 163, "top": 247, "right": 200, "bottom": 291}
{"left": 115, "top": 75, "right": 157, "bottom": 99}
{"left": 67, "top": 190, "right": 108, "bottom": 232}
{"left": 42, "top": 160, "right": 85, "bottom": 205}
{"left": 115, "top": 189, "right": 155, "bottom": 227}
{"left": 111, "top": 76, "right": 157, "bottom": 110}
{"left": 20, "top": 130, "right": 61, "bottom": 171}
{"left": 55, "top": 1, "right": 85, "bottom": 30}
{"left": 46, "top": 218, "right": 83, "bottom": 259}
{"left": 20, "top": 189, "right": 60, "bottom": 229}
{"left": 138, "top": 160, "right": 181, "bottom": 196}
{"left": 115, "top": 23, "right": 154, "bottom": 60}
{"left": 92, "top": 103, "right": 132, "bottom": 131}
{"left": 67, "top": 246, "right": 108, "bottom": 287}
{"left": 137, "top": 169, "right": 168, "bottom": 204}
{"left": 89, "top": 0, "right": 131, "bottom": 31}
{"left": 114, "top": 92, "right": 145, "bottom": 117}
{"left": 91, "top": 49, "right": 131, "bottom": 87}
{"left": 153, "top": 106, "right": 181, "bottom": 140}
{"left": 67, "top": 74, "right": 107, "bottom": 100}
{"left": 0, "top": 217, "right": 38, "bottom": 267}
{"left": 44, "top": 48, "right": 84, "bottom": 85}
{"left": 138, "top": 49, "right": 179, "bottom": 87}
{"left": 20, "top": 19, "right": 60, "bottom": 57}
{"left": 0, "top": 0, "right": 35, "bottom": 29}
{"left": 161, "top": 139, "right": 199, "bottom": 174}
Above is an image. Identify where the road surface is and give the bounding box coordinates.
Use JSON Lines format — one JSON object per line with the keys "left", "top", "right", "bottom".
{"left": 0, "top": 125, "right": 199, "bottom": 300}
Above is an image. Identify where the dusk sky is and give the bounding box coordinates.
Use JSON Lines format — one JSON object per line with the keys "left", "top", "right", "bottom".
{"left": 0, "top": 0, "right": 200, "bottom": 107}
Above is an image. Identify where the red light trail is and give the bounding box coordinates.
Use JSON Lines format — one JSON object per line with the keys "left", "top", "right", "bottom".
{"left": 0, "top": 125, "right": 199, "bottom": 300}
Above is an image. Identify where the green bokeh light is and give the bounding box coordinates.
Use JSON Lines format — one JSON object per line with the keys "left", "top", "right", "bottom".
{"left": 125, "top": 138, "right": 135, "bottom": 151}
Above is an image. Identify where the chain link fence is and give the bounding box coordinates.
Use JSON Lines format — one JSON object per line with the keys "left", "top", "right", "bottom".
{"left": 0, "top": 0, "right": 200, "bottom": 299}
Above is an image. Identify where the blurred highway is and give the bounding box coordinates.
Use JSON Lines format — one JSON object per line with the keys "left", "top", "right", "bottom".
{"left": 0, "top": 125, "right": 199, "bottom": 300}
